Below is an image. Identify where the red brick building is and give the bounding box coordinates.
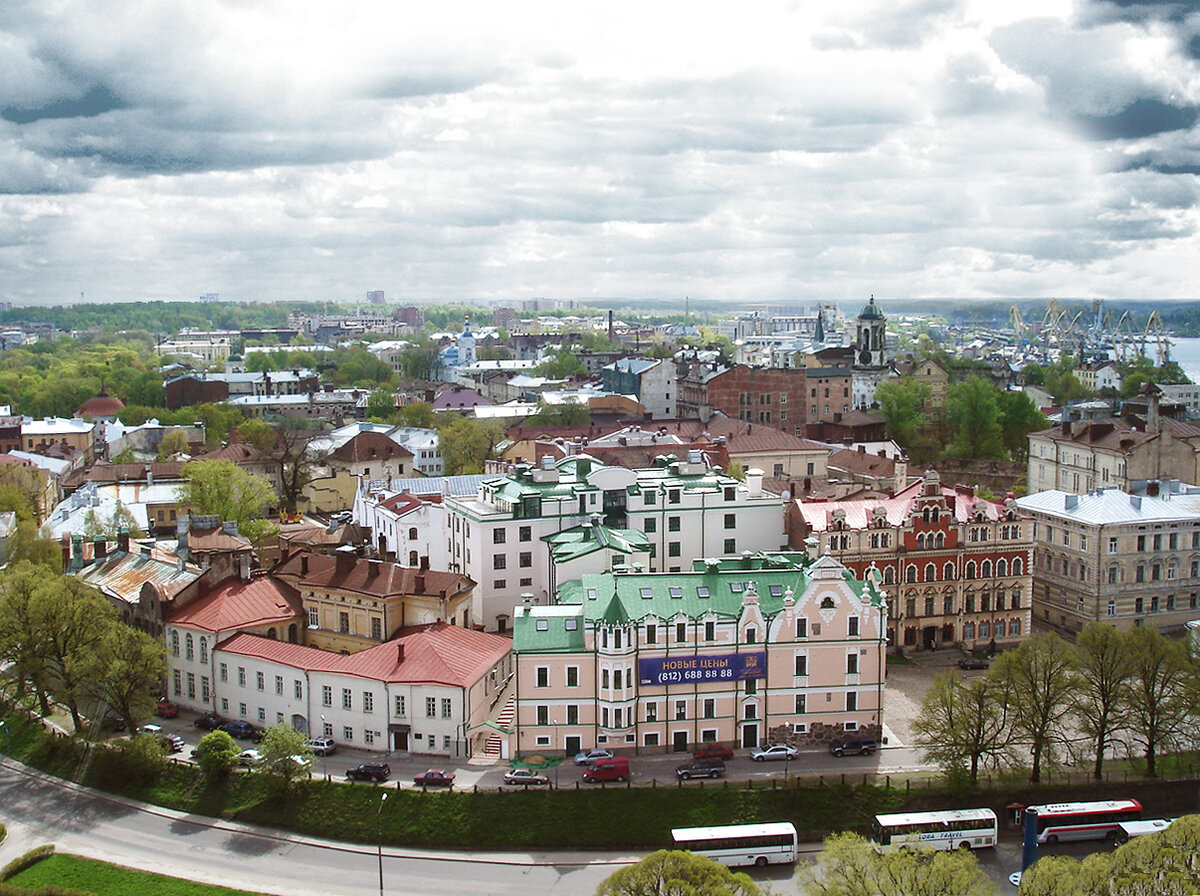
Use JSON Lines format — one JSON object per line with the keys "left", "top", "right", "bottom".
{"left": 706, "top": 365, "right": 806, "bottom": 430}
{"left": 789, "top": 471, "right": 1033, "bottom": 652}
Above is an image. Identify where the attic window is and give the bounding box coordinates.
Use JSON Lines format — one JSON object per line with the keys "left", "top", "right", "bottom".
{"left": 669, "top": 586, "right": 683, "bottom": 598}
{"left": 820, "top": 596, "right": 835, "bottom": 609}
{"left": 535, "top": 619, "right": 549, "bottom": 631}
{"left": 769, "top": 584, "right": 783, "bottom": 597}
{"left": 564, "top": 619, "right": 578, "bottom": 631}
{"left": 696, "top": 586, "right": 710, "bottom": 598}
{"left": 730, "top": 582, "right": 744, "bottom": 594}
{"left": 639, "top": 587, "right": 654, "bottom": 599}
{"left": 586, "top": 588, "right": 598, "bottom": 600}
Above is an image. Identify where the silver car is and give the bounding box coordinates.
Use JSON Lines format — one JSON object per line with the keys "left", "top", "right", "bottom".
{"left": 749, "top": 744, "right": 799, "bottom": 762}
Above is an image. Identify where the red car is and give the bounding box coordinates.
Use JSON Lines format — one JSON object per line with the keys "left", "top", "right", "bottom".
{"left": 155, "top": 699, "right": 179, "bottom": 718}
{"left": 413, "top": 769, "right": 455, "bottom": 787}
{"left": 693, "top": 743, "right": 734, "bottom": 760}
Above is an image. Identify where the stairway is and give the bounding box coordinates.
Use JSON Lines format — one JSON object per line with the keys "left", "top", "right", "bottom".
{"left": 482, "top": 695, "right": 515, "bottom": 756}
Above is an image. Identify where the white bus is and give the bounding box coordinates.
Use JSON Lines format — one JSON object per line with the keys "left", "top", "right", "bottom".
{"left": 1026, "top": 799, "right": 1142, "bottom": 844}
{"left": 871, "top": 808, "right": 998, "bottom": 851}
{"left": 1114, "top": 818, "right": 1174, "bottom": 844}
{"left": 671, "top": 822, "right": 799, "bottom": 867}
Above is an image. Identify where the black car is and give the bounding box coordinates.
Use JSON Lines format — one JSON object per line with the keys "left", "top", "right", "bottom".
{"left": 675, "top": 758, "right": 726, "bottom": 780}
{"left": 829, "top": 736, "right": 877, "bottom": 757}
{"left": 100, "top": 713, "right": 127, "bottom": 732}
{"left": 218, "top": 720, "right": 261, "bottom": 740}
{"left": 958, "top": 656, "right": 990, "bottom": 670}
{"left": 194, "top": 713, "right": 227, "bottom": 731}
{"left": 346, "top": 762, "right": 391, "bottom": 783}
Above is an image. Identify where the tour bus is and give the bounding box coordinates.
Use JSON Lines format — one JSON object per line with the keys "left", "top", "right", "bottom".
{"left": 671, "top": 822, "right": 799, "bottom": 867}
{"left": 871, "top": 808, "right": 998, "bottom": 851}
{"left": 1114, "top": 818, "right": 1175, "bottom": 844}
{"left": 1025, "top": 799, "right": 1143, "bottom": 844}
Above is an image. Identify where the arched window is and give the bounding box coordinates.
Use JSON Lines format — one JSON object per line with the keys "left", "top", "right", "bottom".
{"left": 922, "top": 507, "right": 930, "bottom": 524}
{"left": 185, "top": 633, "right": 194, "bottom": 660}
{"left": 906, "top": 566, "right": 917, "bottom": 584}
{"left": 267, "top": 628, "right": 277, "bottom": 639}
{"left": 981, "top": 560, "right": 992, "bottom": 578}
{"left": 965, "top": 560, "right": 977, "bottom": 579}
{"left": 997, "top": 558, "right": 1008, "bottom": 577}
{"left": 170, "top": 631, "right": 179, "bottom": 656}
{"left": 1012, "top": 557, "right": 1023, "bottom": 575}
{"left": 288, "top": 624, "right": 298, "bottom": 643}
{"left": 409, "top": 551, "right": 419, "bottom": 566}
{"left": 924, "top": 563, "right": 936, "bottom": 582}
{"left": 199, "top": 638, "right": 208, "bottom": 664}
{"left": 916, "top": 533, "right": 925, "bottom": 549}
{"left": 943, "top": 562, "right": 955, "bottom": 580}
{"left": 883, "top": 567, "right": 895, "bottom": 585}
{"left": 820, "top": 596, "right": 836, "bottom": 609}
{"left": 931, "top": 507, "right": 939, "bottom": 523}
{"left": 409, "top": 527, "right": 418, "bottom": 539}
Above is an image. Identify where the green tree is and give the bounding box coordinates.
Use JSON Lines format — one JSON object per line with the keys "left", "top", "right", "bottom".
{"left": 366, "top": 388, "right": 398, "bottom": 420}
{"left": 915, "top": 672, "right": 1011, "bottom": 785}
{"left": 992, "top": 632, "right": 1077, "bottom": 782}
{"left": 594, "top": 850, "right": 763, "bottom": 896}
{"left": 527, "top": 401, "right": 591, "bottom": 426}
{"left": 1017, "top": 853, "right": 1113, "bottom": 896}
{"left": 1125, "top": 625, "right": 1192, "bottom": 777}
{"left": 1072, "top": 622, "right": 1133, "bottom": 780}
{"left": 156, "top": 429, "right": 191, "bottom": 460}
{"left": 0, "top": 464, "right": 45, "bottom": 522}
{"left": 394, "top": 402, "right": 436, "bottom": 429}
{"left": 10, "top": 520, "right": 62, "bottom": 569}
{"left": 256, "top": 722, "right": 313, "bottom": 793}
{"left": 943, "top": 377, "right": 1005, "bottom": 460}
{"left": 535, "top": 348, "right": 587, "bottom": 379}
{"left": 0, "top": 562, "right": 55, "bottom": 712}
{"left": 997, "top": 390, "right": 1049, "bottom": 462}
{"left": 78, "top": 624, "right": 165, "bottom": 735}
{"left": 178, "top": 460, "right": 278, "bottom": 546}
{"left": 195, "top": 729, "right": 239, "bottom": 783}
{"left": 234, "top": 417, "right": 280, "bottom": 453}
{"left": 798, "top": 832, "right": 993, "bottom": 896}
{"left": 437, "top": 416, "right": 503, "bottom": 475}
{"left": 875, "top": 377, "right": 931, "bottom": 451}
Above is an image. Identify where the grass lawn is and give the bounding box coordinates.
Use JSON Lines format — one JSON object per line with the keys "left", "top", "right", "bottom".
{"left": 4, "top": 854, "right": 267, "bottom": 896}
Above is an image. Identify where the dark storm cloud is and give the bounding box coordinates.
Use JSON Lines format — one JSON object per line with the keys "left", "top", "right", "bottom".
{"left": 0, "top": 84, "right": 128, "bottom": 125}
{"left": 1077, "top": 99, "right": 1199, "bottom": 140}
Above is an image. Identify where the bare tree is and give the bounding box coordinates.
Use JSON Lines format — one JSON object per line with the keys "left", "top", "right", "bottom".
{"left": 1125, "top": 625, "right": 1192, "bottom": 778}
{"left": 915, "top": 672, "right": 1012, "bottom": 785}
{"left": 1072, "top": 622, "right": 1133, "bottom": 780}
{"left": 992, "top": 631, "right": 1077, "bottom": 782}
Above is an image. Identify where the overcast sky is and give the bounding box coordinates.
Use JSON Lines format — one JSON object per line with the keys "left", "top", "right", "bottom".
{"left": 2, "top": 0, "right": 1199, "bottom": 307}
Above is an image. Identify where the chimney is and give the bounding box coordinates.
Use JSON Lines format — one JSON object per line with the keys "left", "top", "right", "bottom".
{"left": 745, "top": 468, "right": 764, "bottom": 498}
{"left": 1147, "top": 480, "right": 1160, "bottom": 497}
{"left": 238, "top": 554, "right": 251, "bottom": 582}
{"left": 335, "top": 546, "right": 356, "bottom": 574}
{"left": 145, "top": 466, "right": 153, "bottom": 487}
{"left": 396, "top": 643, "right": 405, "bottom": 664}
{"left": 222, "top": 520, "right": 239, "bottom": 536}
{"left": 94, "top": 535, "right": 107, "bottom": 560}
{"left": 140, "top": 543, "right": 152, "bottom": 560}
{"left": 117, "top": 527, "right": 130, "bottom": 553}
{"left": 300, "top": 554, "right": 309, "bottom": 575}
{"left": 419, "top": 555, "right": 430, "bottom": 571}
{"left": 858, "top": 444, "right": 865, "bottom": 454}
{"left": 71, "top": 534, "right": 83, "bottom": 572}
{"left": 415, "top": 573, "right": 426, "bottom": 593}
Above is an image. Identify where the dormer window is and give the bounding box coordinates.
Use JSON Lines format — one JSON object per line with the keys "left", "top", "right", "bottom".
{"left": 586, "top": 588, "right": 598, "bottom": 600}
{"left": 535, "top": 619, "right": 548, "bottom": 631}
{"left": 669, "top": 586, "right": 683, "bottom": 598}
{"left": 820, "top": 596, "right": 835, "bottom": 609}
{"left": 730, "top": 582, "right": 744, "bottom": 593}
{"left": 639, "top": 587, "right": 654, "bottom": 599}
{"left": 768, "top": 584, "right": 783, "bottom": 597}
{"left": 696, "top": 586, "right": 710, "bottom": 598}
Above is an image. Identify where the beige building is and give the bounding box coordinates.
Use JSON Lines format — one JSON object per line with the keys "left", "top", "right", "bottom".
{"left": 1016, "top": 483, "right": 1200, "bottom": 636}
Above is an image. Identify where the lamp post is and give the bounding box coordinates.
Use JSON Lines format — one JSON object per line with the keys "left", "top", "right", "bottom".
{"left": 376, "top": 792, "right": 388, "bottom": 896}
{"left": 552, "top": 718, "right": 559, "bottom": 789}
{"left": 320, "top": 714, "right": 328, "bottom": 782}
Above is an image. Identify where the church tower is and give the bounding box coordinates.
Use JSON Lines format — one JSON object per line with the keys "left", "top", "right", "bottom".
{"left": 459, "top": 314, "right": 477, "bottom": 367}
{"left": 854, "top": 296, "right": 887, "bottom": 369}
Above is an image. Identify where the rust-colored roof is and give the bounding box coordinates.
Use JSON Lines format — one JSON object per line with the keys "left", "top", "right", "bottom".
{"left": 797, "top": 475, "right": 1019, "bottom": 532}
{"left": 828, "top": 447, "right": 897, "bottom": 478}
{"left": 76, "top": 391, "right": 125, "bottom": 418}
{"left": 330, "top": 431, "right": 414, "bottom": 464}
{"left": 76, "top": 550, "right": 202, "bottom": 602}
{"left": 188, "top": 527, "right": 253, "bottom": 553}
{"left": 196, "top": 442, "right": 273, "bottom": 464}
{"left": 215, "top": 622, "right": 510, "bottom": 686}
{"left": 68, "top": 461, "right": 185, "bottom": 489}
{"left": 274, "top": 551, "right": 472, "bottom": 599}
{"left": 379, "top": 493, "right": 425, "bottom": 516}
{"left": 165, "top": 575, "right": 303, "bottom": 633}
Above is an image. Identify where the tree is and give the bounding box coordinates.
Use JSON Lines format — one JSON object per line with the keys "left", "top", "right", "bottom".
{"left": 233, "top": 418, "right": 279, "bottom": 453}
{"left": 256, "top": 722, "right": 313, "bottom": 793}
{"left": 437, "top": 416, "right": 504, "bottom": 475}
{"left": 527, "top": 401, "right": 591, "bottom": 426}
{"left": 271, "top": 420, "right": 325, "bottom": 515}
{"left": 992, "top": 632, "right": 1077, "bottom": 782}
{"left": 875, "top": 377, "right": 930, "bottom": 449}
{"left": 0, "top": 562, "right": 55, "bottom": 712}
{"left": 194, "top": 729, "right": 239, "bottom": 783}
{"left": 997, "top": 390, "right": 1048, "bottom": 462}
{"left": 943, "top": 377, "right": 1005, "bottom": 460}
{"left": 10, "top": 520, "right": 62, "bottom": 569}
{"left": 0, "top": 463, "right": 45, "bottom": 522}
{"left": 535, "top": 348, "right": 587, "bottom": 379}
{"left": 915, "top": 672, "right": 1011, "bottom": 785}
{"left": 77, "top": 624, "right": 165, "bottom": 735}
{"left": 1124, "top": 625, "right": 1192, "bottom": 777}
{"left": 156, "top": 429, "right": 191, "bottom": 460}
{"left": 798, "top": 832, "right": 993, "bottom": 896}
{"left": 1017, "top": 853, "right": 1113, "bottom": 896}
{"left": 1072, "top": 622, "right": 1133, "bottom": 780}
{"left": 177, "top": 459, "right": 278, "bottom": 546}
{"left": 394, "top": 402, "right": 435, "bottom": 429}
{"left": 594, "top": 850, "right": 763, "bottom": 896}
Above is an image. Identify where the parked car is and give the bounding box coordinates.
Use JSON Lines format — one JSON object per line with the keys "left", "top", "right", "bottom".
{"left": 99, "top": 713, "right": 126, "bottom": 732}
{"left": 749, "top": 744, "right": 799, "bottom": 762}
{"left": 346, "top": 762, "right": 391, "bottom": 783}
{"left": 958, "top": 656, "right": 989, "bottom": 670}
{"left": 582, "top": 756, "right": 630, "bottom": 783}
{"left": 675, "top": 758, "right": 726, "bottom": 780}
{"left": 573, "top": 748, "right": 614, "bottom": 766}
{"left": 413, "top": 769, "right": 455, "bottom": 787}
{"left": 162, "top": 733, "right": 185, "bottom": 753}
{"left": 138, "top": 723, "right": 164, "bottom": 737}
{"left": 194, "top": 713, "right": 227, "bottom": 731}
{"left": 693, "top": 743, "right": 734, "bottom": 761}
{"left": 503, "top": 768, "right": 550, "bottom": 786}
{"left": 307, "top": 736, "right": 336, "bottom": 756}
{"left": 829, "top": 736, "right": 877, "bottom": 757}
{"left": 238, "top": 749, "right": 263, "bottom": 767}
{"left": 219, "top": 720, "right": 262, "bottom": 741}
{"left": 154, "top": 698, "right": 180, "bottom": 718}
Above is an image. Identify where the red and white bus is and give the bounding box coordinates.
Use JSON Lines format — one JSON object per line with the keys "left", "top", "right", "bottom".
{"left": 1026, "top": 799, "right": 1143, "bottom": 844}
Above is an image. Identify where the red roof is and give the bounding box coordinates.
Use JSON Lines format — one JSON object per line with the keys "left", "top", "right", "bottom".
{"left": 165, "top": 575, "right": 304, "bottom": 633}
{"left": 76, "top": 391, "right": 125, "bottom": 418}
{"left": 330, "top": 431, "right": 414, "bottom": 464}
{"left": 797, "top": 474, "right": 1018, "bottom": 532}
{"left": 274, "top": 551, "right": 472, "bottom": 599}
{"left": 216, "top": 623, "right": 510, "bottom": 686}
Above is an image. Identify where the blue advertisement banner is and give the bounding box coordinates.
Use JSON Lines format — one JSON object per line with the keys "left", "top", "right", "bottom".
{"left": 638, "top": 651, "right": 767, "bottom": 686}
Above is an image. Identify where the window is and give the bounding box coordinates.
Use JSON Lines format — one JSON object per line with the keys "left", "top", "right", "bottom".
{"left": 199, "top": 638, "right": 208, "bottom": 664}
{"left": 186, "top": 672, "right": 196, "bottom": 699}
{"left": 704, "top": 621, "right": 715, "bottom": 640}
{"left": 669, "top": 490, "right": 680, "bottom": 504}
{"left": 567, "top": 705, "right": 578, "bottom": 724}
{"left": 185, "top": 634, "right": 194, "bottom": 660}
{"left": 536, "top": 667, "right": 549, "bottom": 687}
{"left": 256, "top": 671, "right": 264, "bottom": 691}
{"left": 338, "top": 611, "right": 350, "bottom": 634}
{"left": 675, "top": 700, "right": 686, "bottom": 720}
{"left": 796, "top": 618, "right": 807, "bottom": 638}
{"left": 602, "top": 669, "right": 610, "bottom": 688}
{"left": 668, "top": 516, "right": 681, "bottom": 532}
{"left": 676, "top": 622, "right": 686, "bottom": 643}
{"left": 493, "top": 529, "right": 506, "bottom": 544}
{"left": 426, "top": 697, "right": 437, "bottom": 718}
{"left": 519, "top": 552, "right": 532, "bottom": 568}
{"left": 371, "top": 617, "right": 382, "bottom": 640}
{"left": 322, "top": 685, "right": 332, "bottom": 706}
{"left": 442, "top": 699, "right": 452, "bottom": 719}
{"left": 537, "top": 705, "right": 549, "bottom": 726}
{"left": 645, "top": 702, "right": 657, "bottom": 722}
{"left": 848, "top": 616, "right": 859, "bottom": 637}
{"left": 308, "top": 607, "right": 318, "bottom": 627}
{"left": 646, "top": 624, "right": 657, "bottom": 644}
{"left": 724, "top": 513, "right": 736, "bottom": 529}
{"left": 745, "top": 628, "right": 756, "bottom": 644}
{"left": 703, "top": 699, "right": 715, "bottom": 718}
{"left": 170, "top": 631, "right": 179, "bottom": 656}
{"left": 274, "top": 675, "right": 284, "bottom": 696}
{"left": 567, "top": 666, "right": 579, "bottom": 687}
{"left": 363, "top": 692, "right": 374, "bottom": 713}
{"left": 846, "top": 692, "right": 857, "bottom": 712}
{"left": 519, "top": 525, "right": 532, "bottom": 542}
{"left": 172, "top": 669, "right": 181, "bottom": 696}
{"left": 614, "top": 670, "right": 623, "bottom": 689}
{"left": 219, "top": 663, "right": 228, "bottom": 682}
{"left": 645, "top": 491, "right": 657, "bottom": 506}
{"left": 644, "top": 518, "right": 657, "bottom": 533}
{"left": 493, "top": 554, "right": 506, "bottom": 570}
{"left": 395, "top": 695, "right": 406, "bottom": 717}
{"left": 795, "top": 694, "right": 807, "bottom": 714}
{"left": 794, "top": 655, "right": 808, "bottom": 676}
{"left": 343, "top": 726, "right": 353, "bottom": 742}
{"left": 847, "top": 653, "right": 859, "bottom": 674}
{"left": 494, "top": 579, "right": 506, "bottom": 590}
{"left": 724, "top": 538, "right": 736, "bottom": 553}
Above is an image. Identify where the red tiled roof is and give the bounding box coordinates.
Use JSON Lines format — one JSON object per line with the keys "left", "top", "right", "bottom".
{"left": 76, "top": 392, "right": 125, "bottom": 418}
{"left": 379, "top": 493, "right": 425, "bottom": 516}
{"left": 797, "top": 475, "right": 1017, "bottom": 532}
{"left": 274, "top": 551, "right": 472, "bottom": 599}
{"left": 215, "top": 622, "right": 510, "bottom": 686}
{"left": 197, "top": 442, "right": 273, "bottom": 463}
{"left": 165, "top": 575, "right": 303, "bottom": 632}
{"left": 828, "top": 448, "right": 896, "bottom": 478}
{"left": 330, "top": 431, "right": 414, "bottom": 464}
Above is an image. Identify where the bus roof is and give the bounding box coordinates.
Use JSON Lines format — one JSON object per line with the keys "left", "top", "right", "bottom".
{"left": 672, "top": 822, "right": 798, "bottom": 841}
{"left": 875, "top": 808, "right": 997, "bottom": 827}
{"left": 1117, "top": 819, "right": 1174, "bottom": 837}
{"left": 1026, "top": 799, "right": 1142, "bottom": 816}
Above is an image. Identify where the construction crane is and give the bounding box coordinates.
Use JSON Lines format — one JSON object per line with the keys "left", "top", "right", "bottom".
{"left": 1009, "top": 305, "right": 1027, "bottom": 345}
{"left": 1143, "top": 310, "right": 1172, "bottom": 366}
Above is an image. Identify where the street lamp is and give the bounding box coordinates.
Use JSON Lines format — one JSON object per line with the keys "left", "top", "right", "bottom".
{"left": 320, "top": 714, "right": 328, "bottom": 782}
{"left": 377, "top": 792, "right": 388, "bottom": 896}
{"left": 552, "top": 718, "right": 559, "bottom": 789}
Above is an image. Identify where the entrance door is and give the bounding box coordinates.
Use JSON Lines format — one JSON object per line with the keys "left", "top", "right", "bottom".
{"left": 393, "top": 730, "right": 409, "bottom": 751}
{"left": 564, "top": 735, "right": 582, "bottom": 756}
{"left": 672, "top": 731, "right": 689, "bottom": 753}
{"left": 923, "top": 626, "right": 938, "bottom": 650}
{"left": 291, "top": 714, "right": 308, "bottom": 735}
{"left": 741, "top": 723, "right": 759, "bottom": 749}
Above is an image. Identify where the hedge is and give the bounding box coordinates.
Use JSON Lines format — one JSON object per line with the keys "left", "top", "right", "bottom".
{"left": 0, "top": 845, "right": 55, "bottom": 882}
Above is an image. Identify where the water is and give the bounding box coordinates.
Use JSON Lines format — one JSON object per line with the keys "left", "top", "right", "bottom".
{"left": 1168, "top": 337, "right": 1200, "bottom": 384}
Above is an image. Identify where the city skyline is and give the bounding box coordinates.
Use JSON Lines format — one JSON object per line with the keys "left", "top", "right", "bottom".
{"left": 2, "top": 0, "right": 1199, "bottom": 306}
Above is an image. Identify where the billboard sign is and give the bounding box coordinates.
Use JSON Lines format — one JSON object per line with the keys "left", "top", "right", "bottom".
{"left": 638, "top": 651, "right": 767, "bottom": 686}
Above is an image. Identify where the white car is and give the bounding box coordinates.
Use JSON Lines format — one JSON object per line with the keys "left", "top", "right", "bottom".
{"left": 307, "top": 736, "right": 336, "bottom": 756}
{"left": 749, "top": 744, "right": 799, "bottom": 762}
{"left": 573, "top": 748, "right": 614, "bottom": 766}
{"left": 238, "top": 749, "right": 263, "bottom": 767}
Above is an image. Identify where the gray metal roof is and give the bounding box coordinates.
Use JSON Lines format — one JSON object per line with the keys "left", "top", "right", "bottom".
{"left": 1016, "top": 487, "right": 1200, "bottom": 525}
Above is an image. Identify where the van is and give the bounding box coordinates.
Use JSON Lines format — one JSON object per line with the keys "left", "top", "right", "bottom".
{"left": 582, "top": 756, "right": 630, "bottom": 783}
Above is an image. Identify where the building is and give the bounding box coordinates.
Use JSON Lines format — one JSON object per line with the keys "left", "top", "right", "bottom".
{"left": 75, "top": 391, "right": 126, "bottom": 423}
{"left": 706, "top": 366, "right": 806, "bottom": 430}
{"left": 1158, "top": 383, "right": 1200, "bottom": 419}
{"left": 1016, "top": 483, "right": 1200, "bottom": 636}
{"left": 601, "top": 358, "right": 675, "bottom": 418}
{"left": 444, "top": 454, "right": 785, "bottom": 632}
{"left": 328, "top": 431, "right": 415, "bottom": 480}
{"left": 892, "top": 357, "right": 950, "bottom": 412}
{"left": 1076, "top": 362, "right": 1123, "bottom": 394}
{"left": 511, "top": 552, "right": 886, "bottom": 757}
{"left": 20, "top": 417, "right": 96, "bottom": 461}
{"left": 851, "top": 297, "right": 890, "bottom": 410}
{"left": 790, "top": 472, "right": 1033, "bottom": 651}
{"left": 273, "top": 550, "right": 476, "bottom": 653}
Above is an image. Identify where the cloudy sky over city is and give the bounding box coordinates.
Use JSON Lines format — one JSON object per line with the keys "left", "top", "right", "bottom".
{"left": 2, "top": 0, "right": 1199, "bottom": 306}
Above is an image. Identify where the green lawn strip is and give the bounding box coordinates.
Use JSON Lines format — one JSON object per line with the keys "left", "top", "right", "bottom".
{"left": 4, "top": 854, "right": 266, "bottom": 896}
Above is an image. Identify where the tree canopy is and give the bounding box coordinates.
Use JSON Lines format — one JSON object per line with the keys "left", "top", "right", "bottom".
{"left": 798, "top": 832, "right": 993, "bottom": 896}
{"left": 177, "top": 459, "right": 278, "bottom": 545}
{"left": 594, "top": 850, "right": 763, "bottom": 896}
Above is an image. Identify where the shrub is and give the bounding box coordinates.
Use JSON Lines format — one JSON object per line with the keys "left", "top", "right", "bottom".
{"left": 0, "top": 845, "right": 54, "bottom": 881}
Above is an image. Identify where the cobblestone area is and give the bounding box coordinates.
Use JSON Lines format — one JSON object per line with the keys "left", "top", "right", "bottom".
{"left": 883, "top": 647, "right": 980, "bottom": 746}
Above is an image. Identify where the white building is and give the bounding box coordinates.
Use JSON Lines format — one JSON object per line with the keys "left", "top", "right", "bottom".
{"left": 444, "top": 455, "right": 785, "bottom": 633}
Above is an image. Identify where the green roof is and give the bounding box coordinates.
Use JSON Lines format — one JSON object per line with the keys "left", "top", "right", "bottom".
{"left": 511, "top": 606, "right": 587, "bottom": 652}
{"left": 544, "top": 522, "right": 651, "bottom": 563}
